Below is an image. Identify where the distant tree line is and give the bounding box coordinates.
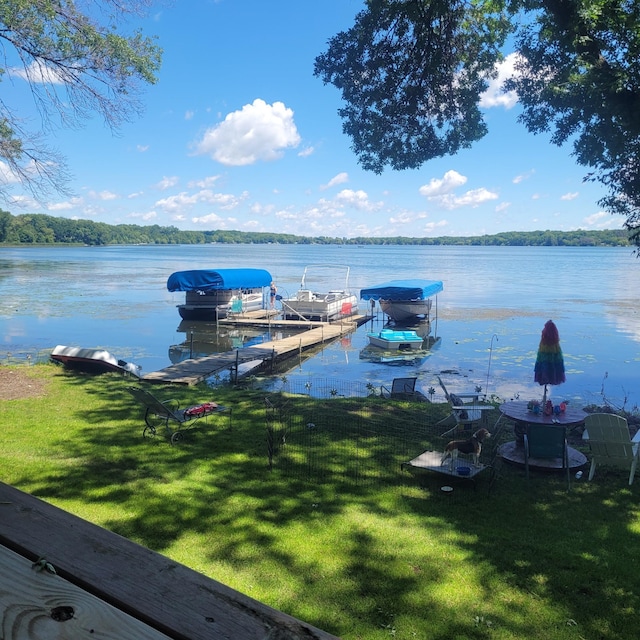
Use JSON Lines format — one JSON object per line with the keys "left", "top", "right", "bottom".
{"left": 0, "top": 210, "right": 630, "bottom": 247}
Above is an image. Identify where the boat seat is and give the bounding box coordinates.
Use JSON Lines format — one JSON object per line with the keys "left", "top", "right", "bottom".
{"left": 229, "top": 299, "right": 244, "bottom": 315}
{"left": 297, "top": 290, "right": 314, "bottom": 302}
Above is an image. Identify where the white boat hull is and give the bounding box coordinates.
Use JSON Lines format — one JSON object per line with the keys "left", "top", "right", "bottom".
{"left": 380, "top": 299, "right": 432, "bottom": 322}
{"left": 50, "top": 345, "right": 141, "bottom": 376}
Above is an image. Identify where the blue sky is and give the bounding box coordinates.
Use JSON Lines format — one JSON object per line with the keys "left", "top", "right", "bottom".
{"left": 3, "top": 0, "right": 625, "bottom": 238}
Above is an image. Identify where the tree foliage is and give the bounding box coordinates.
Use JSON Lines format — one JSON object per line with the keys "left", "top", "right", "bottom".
{"left": 314, "top": 0, "right": 640, "bottom": 245}
{"left": 314, "top": 0, "right": 514, "bottom": 173}
{"left": 0, "top": 0, "right": 162, "bottom": 201}
{"left": 0, "top": 209, "right": 629, "bottom": 247}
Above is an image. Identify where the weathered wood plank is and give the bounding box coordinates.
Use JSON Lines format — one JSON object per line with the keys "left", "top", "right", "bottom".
{"left": 142, "top": 349, "right": 275, "bottom": 385}
{"left": 0, "top": 483, "right": 340, "bottom": 640}
{"left": 0, "top": 543, "right": 172, "bottom": 639}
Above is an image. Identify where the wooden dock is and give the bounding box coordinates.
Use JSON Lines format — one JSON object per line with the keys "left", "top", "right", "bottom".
{"left": 143, "top": 315, "right": 370, "bottom": 385}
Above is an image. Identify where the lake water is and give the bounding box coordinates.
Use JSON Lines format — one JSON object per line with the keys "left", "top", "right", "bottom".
{"left": 1, "top": 243, "right": 639, "bottom": 409}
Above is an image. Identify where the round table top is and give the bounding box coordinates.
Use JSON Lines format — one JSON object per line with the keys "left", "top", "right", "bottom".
{"left": 499, "top": 400, "right": 587, "bottom": 426}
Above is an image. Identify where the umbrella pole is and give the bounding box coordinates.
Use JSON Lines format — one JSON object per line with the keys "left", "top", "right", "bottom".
{"left": 542, "top": 384, "right": 548, "bottom": 405}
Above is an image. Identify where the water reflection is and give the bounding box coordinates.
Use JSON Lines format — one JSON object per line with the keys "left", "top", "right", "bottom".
{"left": 168, "top": 320, "right": 299, "bottom": 364}
{"left": 359, "top": 335, "right": 442, "bottom": 365}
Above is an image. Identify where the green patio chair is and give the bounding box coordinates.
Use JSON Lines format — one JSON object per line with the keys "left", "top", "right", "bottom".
{"left": 524, "top": 424, "right": 570, "bottom": 490}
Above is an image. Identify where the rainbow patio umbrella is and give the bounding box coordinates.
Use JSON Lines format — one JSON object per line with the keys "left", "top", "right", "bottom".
{"left": 534, "top": 319, "right": 566, "bottom": 404}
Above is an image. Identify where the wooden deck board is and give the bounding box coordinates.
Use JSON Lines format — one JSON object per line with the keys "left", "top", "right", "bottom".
{"left": 0, "top": 482, "right": 339, "bottom": 640}
{"left": 0, "top": 542, "right": 172, "bottom": 639}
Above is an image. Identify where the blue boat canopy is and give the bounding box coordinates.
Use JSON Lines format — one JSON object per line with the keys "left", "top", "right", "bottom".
{"left": 167, "top": 268, "right": 273, "bottom": 292}
{"left": 360, "top": 279, "right": 443, "bottom": 301}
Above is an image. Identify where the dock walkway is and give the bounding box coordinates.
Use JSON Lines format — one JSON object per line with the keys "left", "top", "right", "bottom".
{"left": 143, "top": 314, "right": 369, "bottom": 385}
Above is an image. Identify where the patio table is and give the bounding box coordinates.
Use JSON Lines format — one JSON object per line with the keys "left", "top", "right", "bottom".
{"left": 496, "top": 400, "right": 588, "bottom": 470}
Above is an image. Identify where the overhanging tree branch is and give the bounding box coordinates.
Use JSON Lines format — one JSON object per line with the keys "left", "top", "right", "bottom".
{"left": 316, "top": 0, "right": 640, "bottom": 246}
{"left": 0, "top": 0, "right": 162, "bottom": 202}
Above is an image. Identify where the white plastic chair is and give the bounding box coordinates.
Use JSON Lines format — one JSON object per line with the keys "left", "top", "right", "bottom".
{"left": 437, "top": 375, "right": 493, "bottom": 437}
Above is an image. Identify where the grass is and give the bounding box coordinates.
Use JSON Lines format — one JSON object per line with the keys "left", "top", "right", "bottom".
{"left": 2, "top": 364, "right": 640, "bottom": 639}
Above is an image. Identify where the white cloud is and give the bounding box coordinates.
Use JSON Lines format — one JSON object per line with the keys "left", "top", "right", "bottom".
{"left": 9, "top": 61, "right": 64, "bottom": 84}
{"left": 513, "top": 170, "right": 535, "bottom": 184}
{"left": 137, "top": 145, "right": 149, "bottom": 153}
{"left": 389, "top": 212, "right": 417, "bottom": 225}
{"left": 479, "top": 53, "right": 521, "bottom": 109}
{"left": 583, "top": 211, "right": 623, "bottom": 229}
{"left": 321, "top": 172, "right": 349, "bottom": 190}
{"left": 0, "top": 158, "right": 44, "bottom": 186}
{"left": 275, "top": 209, "right": 299, "bottom": 221}
{"left": 192, "top": 213, "right": 224, "bottom": 225}
{"left": 298, "top": 146, "right": 314, "bottom": 158}
{"left": 185, "top": 110, "right": 195, "bottom": 120}
{"left": 194, "top": 98, "right": 301, "bottom": 166}
{"left": 419, "top": 171, "right": 498, "bottom": 209}
{"left": 187, "top": 175, "right": 221, "bottom": 189}
{"left": 156, "top": 176, "right": 179, "bottom": 190}
{"left": 438, "top": 188, "right": 499, "bottom": 209}
{"left": 250, "top": 202, "right": 276, "bottom": 215}
{"left": 10, "top": 194, "right": 40, "bottom": 209}
{"left": 335, "top": 189, "right": 380, "bottom": 211}
{"left": 154, "top": 189, "right": 248, "bottom": 215}
{"left": 80, "top": 205, "right": 102, "bottom": 217}
{"left": 208, "top": 191, "right": 248, "bottom": 210}
{"left": 155, "top": 192, "right": 200, "bottom": 213}
{"left": 89, "top": 190, "right": 118, "bottom": 201}
{"left": 422, "top": 220, "right": 448, "bottom": 233}
{"left": 128, "top": 211, "right": 158, "bottom": 222}
{"left": 48, "top": 197, "right": 84, "bottom": 211}
{"left": 419, "top": 170, "right": 467, "bottom": 197}
{"left": 0, "top": 161, "right": 20, "bottom": 185}
{"left": 561, "top": 192, "right": 579, "bottom": 201}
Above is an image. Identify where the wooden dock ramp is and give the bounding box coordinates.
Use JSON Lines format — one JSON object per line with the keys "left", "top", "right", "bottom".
{"left": 143, "top": 320, "right": 358, "bottom": 385}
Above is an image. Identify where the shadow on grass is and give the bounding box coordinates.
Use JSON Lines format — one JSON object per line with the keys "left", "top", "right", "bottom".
{"left": 8, "top": 367, "right": 640, "bottom": 639}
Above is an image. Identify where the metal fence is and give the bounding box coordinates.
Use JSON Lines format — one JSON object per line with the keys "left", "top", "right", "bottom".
{"left": 264, "top": 390, "right": 435, "bottom": 488}
{"left": 278, "top": 376, "right": 375, "bottom": 399}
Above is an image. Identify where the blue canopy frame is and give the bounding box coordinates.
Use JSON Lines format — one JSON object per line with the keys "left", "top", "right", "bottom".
{"left": 360, "top": 279, "right": 443, "bottom": 301}
{"left": 167, "top": 269, "right": 273, "bottom": 292}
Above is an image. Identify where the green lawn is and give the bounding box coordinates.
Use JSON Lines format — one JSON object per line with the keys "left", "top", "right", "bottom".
{"left": 2, "top": 364, "right": 639, "bottom": 639}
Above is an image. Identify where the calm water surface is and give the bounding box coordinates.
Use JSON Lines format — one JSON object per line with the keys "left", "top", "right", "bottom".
{"left": 1, "top": 244, "right": 638, "bottom": 408}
